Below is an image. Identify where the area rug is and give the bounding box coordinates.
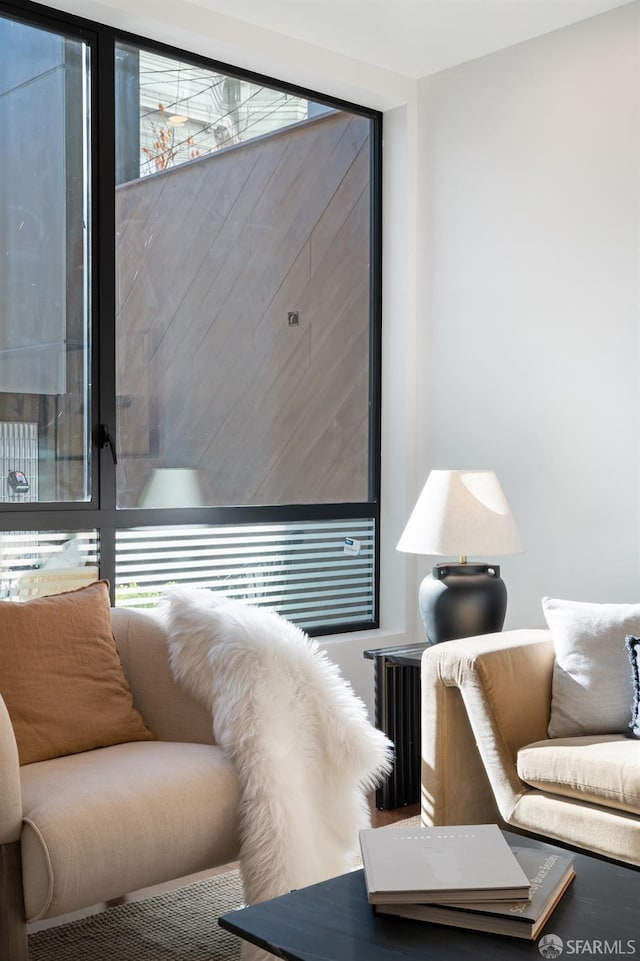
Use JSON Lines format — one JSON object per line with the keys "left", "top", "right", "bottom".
{"left": 28, "top": 816, "right": 421, "bottom": 961}
{"left": 28, "top": 870, "right": 244, "bottom": 961}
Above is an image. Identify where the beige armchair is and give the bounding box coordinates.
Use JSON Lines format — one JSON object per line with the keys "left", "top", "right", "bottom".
{"left": 421, "top": 629, "right": 640, "bottom": 867}
{"left": 0, "top": 607, "right": 241, "bottom": 961}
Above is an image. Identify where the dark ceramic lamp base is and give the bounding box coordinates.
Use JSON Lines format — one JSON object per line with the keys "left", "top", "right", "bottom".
{"left": 419, "top": 562, "right": 507, "bottom": 644}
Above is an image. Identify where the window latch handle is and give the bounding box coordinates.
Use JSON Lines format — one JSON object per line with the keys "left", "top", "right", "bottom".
{"left": 98, "top": 424, "right": 118, "bottom": 465}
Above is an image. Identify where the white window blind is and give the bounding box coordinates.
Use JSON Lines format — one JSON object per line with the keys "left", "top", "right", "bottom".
{"left": 115, "top": 519, "right": 375, "bottom": 630}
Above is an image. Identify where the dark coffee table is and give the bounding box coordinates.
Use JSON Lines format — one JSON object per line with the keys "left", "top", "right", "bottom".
{"left": 219, "top": 831, "right": 637, "bottom": 960}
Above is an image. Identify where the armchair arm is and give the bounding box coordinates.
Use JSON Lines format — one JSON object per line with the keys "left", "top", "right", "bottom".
{"left": 0, "top": 695, "right": 22, "bottom": 844}
{"left": 111, "top": 608, "right": 215, "bottom": 745}
{"left": 421, "top": 629, "right": 554, "bottom": 827}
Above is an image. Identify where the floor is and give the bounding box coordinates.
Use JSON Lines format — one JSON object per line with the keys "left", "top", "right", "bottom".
{"left": 372, "top": 802, "right": 420, "bottom": 828}
{"left": 28, "top": 799, "right": 421, "bottom": 934}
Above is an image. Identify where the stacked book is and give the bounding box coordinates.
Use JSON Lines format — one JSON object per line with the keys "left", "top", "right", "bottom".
{"left": 359, "top": 823, "right": 575, "bottom": 940}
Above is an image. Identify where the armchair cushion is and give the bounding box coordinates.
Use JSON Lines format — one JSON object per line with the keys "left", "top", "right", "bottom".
{"left": 20, "top": 740, "right": 240, "bottom": 921}
{"left": 0, "top": 581, "right": 153, "bottom": 765}
{"left": 517, "top": 734, "right": 640, "bottom": 816}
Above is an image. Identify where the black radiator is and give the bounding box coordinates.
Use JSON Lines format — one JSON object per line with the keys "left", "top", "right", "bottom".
{"left": 364, "top": 644, "right": 427, "bottom": 810}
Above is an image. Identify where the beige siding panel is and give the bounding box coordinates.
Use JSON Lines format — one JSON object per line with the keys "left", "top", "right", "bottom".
{"left": 115, "top": 111, "right": 371, "bottom": 507}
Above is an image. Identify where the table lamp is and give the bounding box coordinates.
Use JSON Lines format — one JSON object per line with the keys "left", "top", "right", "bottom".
{"left": 397, "top": 469, "right": 524, "bottom": 644}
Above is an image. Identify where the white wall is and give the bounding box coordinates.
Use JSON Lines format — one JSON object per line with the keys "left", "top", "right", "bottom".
{"left": 412, "top": 2, "right": 640, "bottom": 629}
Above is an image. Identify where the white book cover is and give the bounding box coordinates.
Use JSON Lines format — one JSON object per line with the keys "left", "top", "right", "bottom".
{"left": 359, "top": 824, "right": 531, "bottom": 904}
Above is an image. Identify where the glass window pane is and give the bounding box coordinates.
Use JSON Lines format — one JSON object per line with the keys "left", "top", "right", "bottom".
{"left": 115, "top": 45, "right": 372, "bottom": 509}
{"left": 115, "top": 519, "right": 375, "bottom": 630}
{"left": 0, "top": 531, "right": 99, "bottom": 601}
{"left": 0, "top": 16, "right": 91, "bottom": 504}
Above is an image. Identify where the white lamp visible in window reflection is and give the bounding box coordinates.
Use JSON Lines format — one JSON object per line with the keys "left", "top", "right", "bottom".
{"left": 140, "top": 468, "right": 205, "bottom": 509}
{"left": 397, "top": 469, "right": 524, "bottom": 644}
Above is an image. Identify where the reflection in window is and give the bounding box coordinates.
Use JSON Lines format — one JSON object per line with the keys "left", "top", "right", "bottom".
{"left": 0, "top": 15, "right": 91, "bottom": 504}
{"left": 115, "top": 46, "right": 332, "bottom": 183}
{"left": 0, "top": 531, "right": 99, "bottom": 602}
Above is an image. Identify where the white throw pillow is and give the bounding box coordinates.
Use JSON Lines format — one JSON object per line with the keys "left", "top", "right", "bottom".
{"left": 543, "top": 596, "right": 640, "bottom": 738}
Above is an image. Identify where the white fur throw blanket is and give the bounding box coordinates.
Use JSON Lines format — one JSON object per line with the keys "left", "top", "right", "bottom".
{"left": 161, "top": 587, "right": 393, "bottom": 908}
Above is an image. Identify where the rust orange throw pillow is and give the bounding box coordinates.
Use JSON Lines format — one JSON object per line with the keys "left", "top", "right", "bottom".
{"left": 0, "top": 580, "right": 153, "bottom": 764}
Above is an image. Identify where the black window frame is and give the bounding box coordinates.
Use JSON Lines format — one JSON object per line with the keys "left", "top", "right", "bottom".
{"left": 0, "top": 0, "right": 382, "bottom": 636}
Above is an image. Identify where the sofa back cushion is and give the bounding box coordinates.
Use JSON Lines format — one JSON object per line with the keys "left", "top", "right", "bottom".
{"left": 0, "top": 580, "right": 153, "bottom": 764}
{"left": 543, "top": 596, "right": 640, "bottom": 738}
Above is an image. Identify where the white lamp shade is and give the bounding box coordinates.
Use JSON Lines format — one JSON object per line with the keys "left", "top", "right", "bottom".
{"left": 140, "top": 468, "right": 205, "bottom": 509}
{"left": 397, "top": 469, "right": 524, "bottom": 558}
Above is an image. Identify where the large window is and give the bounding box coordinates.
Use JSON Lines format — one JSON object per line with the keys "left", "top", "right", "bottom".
{"left": 0, "top": 1, "right": 382, "bottom": 634}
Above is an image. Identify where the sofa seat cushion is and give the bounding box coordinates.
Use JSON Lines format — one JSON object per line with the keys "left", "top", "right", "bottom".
{"left": 517, "top": 734, "right": 640, "bottom": 816}
{"left": 20, "top": 740, "right": 241, "bottom": 922}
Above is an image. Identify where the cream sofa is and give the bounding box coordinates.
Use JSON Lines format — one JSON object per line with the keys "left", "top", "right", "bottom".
{"left": 421, "top": 629, "right": 640, "bottom": 867}
{"left": 0, "top": 607, "right": 241, "bottom": 961}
